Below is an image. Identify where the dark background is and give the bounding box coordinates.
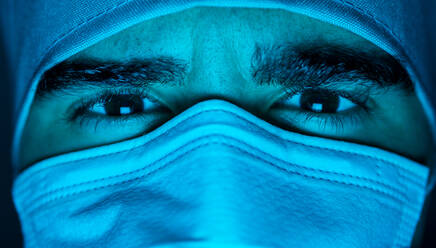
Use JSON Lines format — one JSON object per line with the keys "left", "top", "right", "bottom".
{"left": 1, "top": 15, "right": 436, "bottom": 248}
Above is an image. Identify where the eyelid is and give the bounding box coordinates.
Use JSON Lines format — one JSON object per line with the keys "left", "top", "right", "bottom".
{"left": 279, "top": 84, "right": 370, "bottom": 109}
{"left": 67, "top": 87, "right": 154, "bottom": 121}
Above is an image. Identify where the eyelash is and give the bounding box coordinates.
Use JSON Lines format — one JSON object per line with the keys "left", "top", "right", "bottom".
{"left": 282, "top": 85, "right": 370, "bottom": 107}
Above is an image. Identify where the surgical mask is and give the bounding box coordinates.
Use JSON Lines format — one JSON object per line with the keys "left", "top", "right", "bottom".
{"left": 12, "top": 99, "right": 429, "bottom": 248}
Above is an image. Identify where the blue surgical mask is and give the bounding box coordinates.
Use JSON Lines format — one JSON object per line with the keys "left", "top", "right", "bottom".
{"left": 12, "top": 100, "right": 429, "bottom": 248}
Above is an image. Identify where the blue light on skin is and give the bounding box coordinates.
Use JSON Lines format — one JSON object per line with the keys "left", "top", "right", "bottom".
{"left": 19, "top": 6, "right": 433, "bottom": 246}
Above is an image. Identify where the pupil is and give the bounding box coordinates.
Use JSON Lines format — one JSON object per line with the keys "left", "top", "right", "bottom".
{"left": 300, "top": 90, "right": 339, "bottom": 113}
{"left": 104, "top": 95, "right": 144, "bottom": 116}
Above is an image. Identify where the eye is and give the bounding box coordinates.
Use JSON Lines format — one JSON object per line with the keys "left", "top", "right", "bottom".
{"left": 274, "top": 89, "right": 357, "bottom": 113}
{"left": 70, "top": 89, "right": 174, "bottom": 132}
{"left": 89, "top": 95, "right": 162, "bottom": 116}
{"left": 269, "top": 88, "right": 369, "bottom": 135}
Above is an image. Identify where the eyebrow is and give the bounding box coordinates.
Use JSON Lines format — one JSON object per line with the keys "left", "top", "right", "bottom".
{"left": 37, "top": 56, "right": 189, "bottom": 95}
{"left": 250, "top": 42, "right": 413, "bottom": 91}
{"left": 36, "top": 42, "right": 413, "bottom": 97}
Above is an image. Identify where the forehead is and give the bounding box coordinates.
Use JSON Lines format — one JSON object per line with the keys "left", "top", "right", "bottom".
{"left": 69, "top": 6, "right": 384, "bottom": 62}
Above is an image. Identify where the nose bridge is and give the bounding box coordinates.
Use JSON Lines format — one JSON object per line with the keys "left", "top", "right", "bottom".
{"left": 186, "top": 9, "right": 251, "bottom": 107}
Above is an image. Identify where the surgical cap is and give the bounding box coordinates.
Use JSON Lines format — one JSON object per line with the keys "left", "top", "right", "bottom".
{"left": 1, "top": 0, "right": 435, "bottom": 190}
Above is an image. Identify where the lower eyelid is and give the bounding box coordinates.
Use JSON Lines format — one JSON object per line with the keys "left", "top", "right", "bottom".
{"left": 71, "top": 110, "right": 174, "bottom": 134}
{"left": 268, "top": 106, "right": 369, "bottom": 135}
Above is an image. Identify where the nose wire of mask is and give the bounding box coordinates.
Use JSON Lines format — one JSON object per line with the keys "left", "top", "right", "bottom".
{"left": 12, "top": 100, "right": 429, "bottom": 248}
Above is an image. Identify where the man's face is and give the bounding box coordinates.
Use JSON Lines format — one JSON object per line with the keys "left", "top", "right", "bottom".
{"left": 19, "top": 6, "right": 432, "bottom": 172}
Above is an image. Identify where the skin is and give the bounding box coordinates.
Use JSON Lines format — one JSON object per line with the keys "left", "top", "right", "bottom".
{"left": 18, "top": 6, "right": 433, "bottom": 245}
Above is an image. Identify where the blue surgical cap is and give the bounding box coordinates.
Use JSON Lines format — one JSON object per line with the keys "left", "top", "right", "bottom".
{"left": 1, "top": 0, "right": 435, "bottom": 189}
